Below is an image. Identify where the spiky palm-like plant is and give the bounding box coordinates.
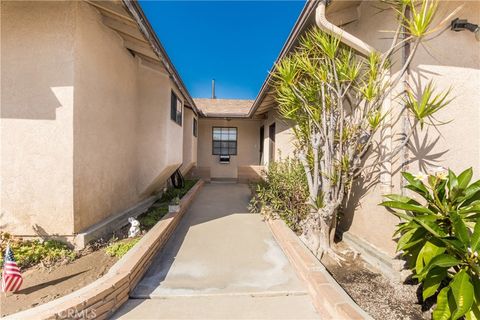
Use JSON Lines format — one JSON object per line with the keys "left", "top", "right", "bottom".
{"left": 273, "top": 0, "right": 457, "bottom": 259}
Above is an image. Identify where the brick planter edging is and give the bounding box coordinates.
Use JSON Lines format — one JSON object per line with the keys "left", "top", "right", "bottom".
{"left": 267, "top": 219, "right": 373, "bottom": 320}
{"left": 5, "top": 180, "right": 205, "bottom": 320}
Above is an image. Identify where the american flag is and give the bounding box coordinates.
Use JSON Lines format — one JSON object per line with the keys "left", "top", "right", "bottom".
{"left": 1, "top": 245, "right": 23, "bottom": 293}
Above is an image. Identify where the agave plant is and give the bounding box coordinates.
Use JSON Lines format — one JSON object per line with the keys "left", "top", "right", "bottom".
{"left": 380, "top": 168, "right": 480, "bottom": 320}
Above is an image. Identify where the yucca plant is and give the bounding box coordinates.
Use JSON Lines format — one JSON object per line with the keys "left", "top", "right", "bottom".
{"left": 273, "top": 0, "right": 457, "bottom": 260}
{"left": 380, "top": 168, "right": 480, "bottom": 320}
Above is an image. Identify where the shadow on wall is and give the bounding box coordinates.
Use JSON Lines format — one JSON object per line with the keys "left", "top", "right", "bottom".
{"left": 338, "top": 65, "right": 453, "bottom": 234}
{"left": 0, "top": 212, "right": 7, "bottom": 230}
{"left": 1, "top": 1, "right": 76, "bottom": 120}
{"left": 31, "top": 224, "right": 73, "bottom": 245}
{"left": 339, "top": 125, "right": 449, "bottom": 234}
{"left": 1, "top": 86, "right": 66, "bottom": 120}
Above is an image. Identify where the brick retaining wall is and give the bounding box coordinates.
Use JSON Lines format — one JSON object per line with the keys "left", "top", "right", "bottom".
{"left": 5, "top": 180, "right": 205, "bottom": 320}
{"left": 267, "top": 219, "right": 372, "bottom": 320}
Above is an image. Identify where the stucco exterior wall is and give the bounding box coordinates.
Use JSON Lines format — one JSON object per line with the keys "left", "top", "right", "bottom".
{"left": 1, "top": 1, "right": 76, "bottom": 236}
{"left": 180, "top": 108, "right": 198, "bottom": 175}
{"left": 1, "top": 1, "right": 189, "bottom": 237}
{"left": 136, "top": 58, "right": 184, "bottom": 198}
{"left": 261, "top": 110, "right": 296, "bottom": 165}
{"left": 73, "top": 2, "right": 139, "bottom": 232}
{"left": 196, "top": 118, "right": 261, "bottom": 179}
{"left": 73, "top": 2, "right": 185, "bottom": 232}
{"left": 339, "top": 0, "right": 480, "bottom": 257}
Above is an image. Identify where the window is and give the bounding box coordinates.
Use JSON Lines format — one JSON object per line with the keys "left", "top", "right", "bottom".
{"left": 193, "top": 118, "right": 198, "bottom": 137}
{"left": 212, "top": 127, "right": 237, "bottom": 155}
{"left": 170, "top": 91, "right": 182, "bottom": 125}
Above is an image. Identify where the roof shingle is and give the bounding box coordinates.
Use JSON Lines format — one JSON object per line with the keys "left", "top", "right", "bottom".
{"left": 194, "top": 98, "right": 254, "bottom": 118}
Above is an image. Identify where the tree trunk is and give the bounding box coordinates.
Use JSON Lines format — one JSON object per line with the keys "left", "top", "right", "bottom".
{"left": 300, "top": 204, "right": 342, "bottom": 262}
{"left": 317, "top": 204, "right": 338, "bottom": 259}
{"left": 300, "top": 208, "right": 320, "bottom": 254}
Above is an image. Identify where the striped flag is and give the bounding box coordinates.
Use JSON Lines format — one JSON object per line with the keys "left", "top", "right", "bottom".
{"left": 1, "top": 245, "right": 23, "bottom": 293}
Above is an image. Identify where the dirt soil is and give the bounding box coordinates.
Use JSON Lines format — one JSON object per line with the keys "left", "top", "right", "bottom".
{"left": 0, "top": 249, "right": 117, "bottom": 317}
{"left": 322, "top": 242, "right": 431, "bottom": 320}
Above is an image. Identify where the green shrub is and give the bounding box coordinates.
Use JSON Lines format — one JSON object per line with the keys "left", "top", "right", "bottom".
{"left": 139, "top": 206, "right": 168, "bottom": 230}
{"left": 105, "top": 238, "right": 140, "bottom": 258}
{"left": 137, "top": 179, "right": 198, "bottom": 231}
{"left": 160, "top": 179, "right": 198, "bottom": 203}
{"left": 249, "top": 159, "right": 309, "bottom": 232}
{"left": 0, "top": 233, "right": 76, "bottom": 269}
{"left": 380, "top": 168, "right": 480, "bottom": 320}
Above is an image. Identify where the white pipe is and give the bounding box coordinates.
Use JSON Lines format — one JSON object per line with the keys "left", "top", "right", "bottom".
{"left": 315, "top": 1, "right": 375, "bottom": 56}
{"left": 316, "top": 0, "right": 393, "bottom": 192}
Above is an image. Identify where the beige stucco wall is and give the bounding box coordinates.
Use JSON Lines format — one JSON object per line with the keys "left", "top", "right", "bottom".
{"left": 339, "top": 0, "right": 480, "bottom": 257}
{"left": 260, "top": 110, "right": 296, "bottom": 165}
{"left": 1, "top": 1, "right": 190, "bottom": 236}
{"left": 73, "top": 2, "right": 139, "bottom": 232}
{"left": 197, "top": 118, "right": 261, "bottom": 179}
{"left": 73, "top": 2, "right": 185, "bottom": 232}
{"left": 180, "top": 108, "right": 198, "bottom": 175}
{"left": 135, "top": 58, "right": 184, "bottom": 198}
{"left": 1, "top": 1, "right": 76, "bottom": 236}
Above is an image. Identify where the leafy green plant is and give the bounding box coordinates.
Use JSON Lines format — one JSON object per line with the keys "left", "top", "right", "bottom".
{"left": 171, "top": 196, "right": 180, "bottom": 205}
{"left": 249, "top": 159, "right": 309, "bottom": 232}
{"left": 273, "top": 0, "right": 457, "bottom": 260}
{"left": 0, "top": 232, "right": 76, "bottom": 269}
{"left": 160, "top": 179, "right": 198, "bottom": 203}
{"left": 105, "top": 238, "right": 140, "bottom": 258}
{"left": 137, "top": 179, "right": 197, "bottom": 230}
{"left": 138, "top": 206, "right": 169, "bottom": 230}
{"left": 380, "top": 168, "right": 480, "bottom": 319}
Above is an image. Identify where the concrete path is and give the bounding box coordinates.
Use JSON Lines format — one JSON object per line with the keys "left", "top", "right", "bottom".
{"left": 111, "top": 183, "right": 319, "bottom": 319}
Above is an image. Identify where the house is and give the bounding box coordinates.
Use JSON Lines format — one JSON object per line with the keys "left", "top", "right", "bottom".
{"left": 1, "top": 0, "right": 198, "bottom": 246}
{"left": 1, "top": 0, "right": 479, "bottom": 277}
{"left": 191, "top": 0, "right": 480, "bottom": 276}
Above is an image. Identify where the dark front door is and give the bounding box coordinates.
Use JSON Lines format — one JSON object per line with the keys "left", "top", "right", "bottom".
{"left": 269, "top": 123, "right": 276, "bottom": 163}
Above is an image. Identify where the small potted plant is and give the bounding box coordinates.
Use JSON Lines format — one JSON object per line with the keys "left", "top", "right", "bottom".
{"left": 168, "top": 196, "right": 180, "bottom": 213}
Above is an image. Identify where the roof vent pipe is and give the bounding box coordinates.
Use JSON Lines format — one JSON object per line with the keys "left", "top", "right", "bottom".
{"left": 211, "top": 79, "right": 216, "bottom": 99}
{"left": 315, "top": 0, "right": 374, "bottom": 56}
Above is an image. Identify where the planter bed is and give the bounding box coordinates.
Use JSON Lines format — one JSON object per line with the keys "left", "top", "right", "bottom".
{"left": 3, "top": 179, "right": 204, "bottom": 320}
{"left": 322, "top": 241, "right": 429, "bottom": 320}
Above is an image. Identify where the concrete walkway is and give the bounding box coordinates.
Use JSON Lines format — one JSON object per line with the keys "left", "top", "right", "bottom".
{"left": 111, "top": 183, "right": 319, "bottom": 319}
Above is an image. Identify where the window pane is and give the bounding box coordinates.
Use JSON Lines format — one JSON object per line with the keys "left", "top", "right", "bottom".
{"left": 212, "top": 127, "right": 238, "bottom": 155}
{"left": 227, "top": 132, "right": 236, "bottom": 141}
{"left": 213, "top": 129, "right": 221, "bottom": 140}
{"left": 170, "top": 92, "right": 177, "bottom": 122}
{"left": 176, "top": 99, "right": 182, "bottom": 125}
{"left": 229, "top": 141, "right": 237, "bottom": 155}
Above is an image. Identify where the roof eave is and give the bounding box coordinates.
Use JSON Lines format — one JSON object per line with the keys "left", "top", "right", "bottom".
{"left": 200, "top": 114, "right": 251, "bottom": 119}
{"left": 247, "top": 0, "right": 318, "bottom": 118}
{"left": 121, "top": 0, "right": 199, "bottom": 116}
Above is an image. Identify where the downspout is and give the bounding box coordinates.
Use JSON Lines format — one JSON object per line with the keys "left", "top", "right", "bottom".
{"left": 315, "top": 0, "right": 393, "bottom": 194}
{"left": 315, "top": 0, "right": 374, "bottom": 56}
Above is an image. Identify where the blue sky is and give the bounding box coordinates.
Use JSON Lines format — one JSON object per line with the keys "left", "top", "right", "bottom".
{"left": 139, "top": 1, "right": 305, "bottom": 100}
